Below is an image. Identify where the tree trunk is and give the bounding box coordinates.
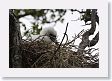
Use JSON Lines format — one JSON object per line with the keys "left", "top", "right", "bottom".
{"left": 89, "top": 32, "right": 99, "bottom": 47}
{"left": 9, "top": 10, "right": 22, "bottom": 68}
{"left": 77, "top": 9, "right": 98, "bottom": 55}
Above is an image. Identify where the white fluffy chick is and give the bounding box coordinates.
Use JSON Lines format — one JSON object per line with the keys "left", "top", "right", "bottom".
{"left": 31, "top": 27, "right": 58, "bottom": 44}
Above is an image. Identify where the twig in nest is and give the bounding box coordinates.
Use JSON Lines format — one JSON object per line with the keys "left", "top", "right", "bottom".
{"left": 50, "top": 23, "right": 69, "bottom": 67}
{"left": 65, "top": 29, "right": 85, "bottom": 45}
{"left": 64, "top": 33, "right": 69, "bottom": 45}
{"left": 54, "top": 22, "right": 69, "bottom": 55}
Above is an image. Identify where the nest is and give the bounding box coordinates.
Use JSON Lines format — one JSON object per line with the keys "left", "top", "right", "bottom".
{"left": 20, "top": 38, "right": 99, "bottom": 68}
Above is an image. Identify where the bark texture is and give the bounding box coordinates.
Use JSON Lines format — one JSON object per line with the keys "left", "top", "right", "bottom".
{"left": 9, "top": 10, "right": 22, "bottom": 68}
{"left": 77, "top": 9, "right": 99, "bottom": 55}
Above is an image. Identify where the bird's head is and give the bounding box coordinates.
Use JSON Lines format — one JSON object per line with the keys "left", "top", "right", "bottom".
{"left": 40, "top": 27, "right": 58, "bottom": 44}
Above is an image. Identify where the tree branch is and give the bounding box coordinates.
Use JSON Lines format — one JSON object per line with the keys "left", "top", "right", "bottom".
{"left": 77, "top": 9, "right": 97, "bottom": 55}
{"left": 51, "top": 23, "right": 69, "bottom": 67}
{"left": 89, "top": 32, "right": 99, "bottom": 47}
{"left": 54, "top": 22, "right": 69, "bottom": 55}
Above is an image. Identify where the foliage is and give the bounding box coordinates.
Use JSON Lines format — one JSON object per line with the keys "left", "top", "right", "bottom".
{"left": 14, "top": 9, "right": 66, "bottom": 38}
{"left": 80, "top": 9, "right": 99, "bottom": 25}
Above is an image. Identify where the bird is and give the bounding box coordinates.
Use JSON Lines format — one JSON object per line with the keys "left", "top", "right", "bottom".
{"left": 31, "top": 27, "right": 58, "bottom": 44}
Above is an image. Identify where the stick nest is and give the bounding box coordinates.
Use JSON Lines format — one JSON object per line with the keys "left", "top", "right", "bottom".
{"left": 20, "top": 39, "right": 99, "bottom": 68}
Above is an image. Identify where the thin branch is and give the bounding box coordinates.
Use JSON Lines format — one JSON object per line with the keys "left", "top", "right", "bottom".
{"left": 65, "top": 33, "right": 69, "bottom": 44}
{"left": 54, "top": 22, "right": 69, "bottom": 55}
{"left": 50, "top": 23, "right": 69, "bottom": 67}
{"left": 71, "top": 9, "right": 85, "bottom": 13}
{"left": 66, "top": 29, "right": 85, "bottom": 45}
{"left": 82, "top": 23, "right": 91, "bottom": 26}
